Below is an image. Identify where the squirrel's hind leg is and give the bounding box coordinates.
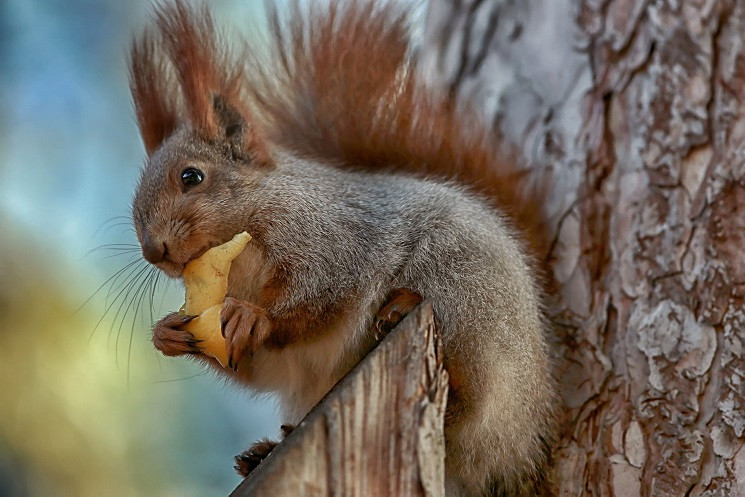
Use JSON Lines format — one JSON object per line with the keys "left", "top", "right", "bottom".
{"left": 234, "top": 424, "right": 294, "bottom": 477}
{"left": 374, "top": 288, "right": 423, "bottom": 340}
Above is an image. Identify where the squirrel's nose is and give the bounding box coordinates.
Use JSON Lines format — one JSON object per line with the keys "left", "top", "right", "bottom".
{"left": 141, "top": 232, "right": 167, "bottom": 264}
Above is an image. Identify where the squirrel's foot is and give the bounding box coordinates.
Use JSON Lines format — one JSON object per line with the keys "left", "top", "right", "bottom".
{"left": 220, "top": 297, "right": 271, "bottom": 371}
{"left": 234, "top": 438, "right": 277, "bottom": 477}
{"left": 152, "top": 312, "right": 201, "bottom": 356}
{"left": 374, "top": 288, "right": 423, "bottom": 340}
{"left": 279, "top": 423, "right": 295, "bottom": 438}
{"left": 234, "top": 424, "right": 294, "bottom": 477}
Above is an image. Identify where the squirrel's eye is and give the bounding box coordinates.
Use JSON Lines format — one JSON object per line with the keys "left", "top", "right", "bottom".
{"left": 181, "top": 168, "right": 204, "bottom": 187}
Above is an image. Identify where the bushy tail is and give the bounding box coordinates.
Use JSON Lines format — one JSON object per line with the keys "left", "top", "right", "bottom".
{"left": 246, "top": 0, "right": 548, "bottom": 257}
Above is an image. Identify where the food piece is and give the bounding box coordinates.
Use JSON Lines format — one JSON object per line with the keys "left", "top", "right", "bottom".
{"left": 179, "top": 231, "right": 251, "bottom": 366}
{"left": 182, "top": 231, "right": 252, "bottom": 315}
{"left": 181, "top": 307, "right": 226, "bottom": 364}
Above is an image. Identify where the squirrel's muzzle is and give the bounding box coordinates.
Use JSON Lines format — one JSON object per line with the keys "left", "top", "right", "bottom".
{"left": 141, "top": 232, "right": 167, "bottom": 264}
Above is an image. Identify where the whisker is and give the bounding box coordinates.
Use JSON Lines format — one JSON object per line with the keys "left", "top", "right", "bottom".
{"left": 96, "top": 247, "right": 140, "bottom": 252}
{"left": 158, "top": 277, "right": 176, "bottom": 313}
{"left": 105, "top": 263, "right": 148, "bottom": 352}
{"left": 91, "top": 262, "right": 145, "bottom": 336}
{"left": 153, "top": 370, "right": 210, "bottom": 384}
{"left": 105, "top": 258, "right": 149, "bottom": 306}
{"left": 79, "top": 258, "right": 144, "bottom": 318}
{"left": 104, "top": 263, "right": 148, "bottom": 357}
{"left": 128, "top": 266, "right": 156, "bottom": 388}
{"left": 87, "top": 259, "right": 144, "bottom": 351}
{"left": 149, "top": 269, "right": 163, "bottom": 324}
{"left": 93, "top": 215, "right": 133, "bottom": 238}
{"left": 103, "top": 251, "right": 141, "bottom": 261}
{"left": 80, "top": 244, "right": 140, "bottom": 261}
{"left": 101, "top": 222, "right": 135, "bottom": 235}
{"left": 90, "top": 244, "right": 140, "bottom": 249}
{"left": 112, "top": 263, "right": 152, "bottom": 368}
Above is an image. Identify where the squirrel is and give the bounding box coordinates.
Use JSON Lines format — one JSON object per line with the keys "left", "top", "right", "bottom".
{"left": 129, "top": 0, "right": 558, "bottom": 495}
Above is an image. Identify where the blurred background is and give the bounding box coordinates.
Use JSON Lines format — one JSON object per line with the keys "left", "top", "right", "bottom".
{"left": 0, "top": 1, "right": 279, "bottom": 495}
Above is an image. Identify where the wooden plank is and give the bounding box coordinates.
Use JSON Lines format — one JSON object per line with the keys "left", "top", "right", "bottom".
{"left": 231, "top": 302, "right": 448, "bottom": 497}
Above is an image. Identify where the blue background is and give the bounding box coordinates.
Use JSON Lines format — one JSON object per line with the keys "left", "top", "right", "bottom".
{"left": 0, "top": 1, "right": 279, "bottom": 495}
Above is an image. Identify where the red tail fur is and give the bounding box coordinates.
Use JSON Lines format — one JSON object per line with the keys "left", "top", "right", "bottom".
{"left": 248, "top": 0, "right": 548, "bottom": 257}
{"left": 130, "top": 0, "right": 547, "bottom": 256}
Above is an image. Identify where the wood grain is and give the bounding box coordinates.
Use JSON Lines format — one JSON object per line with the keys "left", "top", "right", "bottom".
{"left": 231, "top": 302, "right": 448, "bottom": 497}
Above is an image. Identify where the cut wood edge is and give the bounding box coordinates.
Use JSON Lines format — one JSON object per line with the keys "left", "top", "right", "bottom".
{"left": 230, "top": 302, "right": 448, "bottom": 497}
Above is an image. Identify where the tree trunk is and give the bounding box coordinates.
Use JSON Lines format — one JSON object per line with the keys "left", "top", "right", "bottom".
{"left": 421, "top": 0, "right": 745, "bottom": 495}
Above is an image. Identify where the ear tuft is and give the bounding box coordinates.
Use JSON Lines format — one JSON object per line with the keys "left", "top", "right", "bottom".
{"left": 128, "top": 27, "right": 179, "bottom": 155}
{"left": 154, "top": 0, "right": 224, "bottom": 139}
{"left": 148, "top": 0, "right": 271, "bottom": 164}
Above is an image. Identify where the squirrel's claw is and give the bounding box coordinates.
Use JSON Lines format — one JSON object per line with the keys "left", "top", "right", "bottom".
{"left": 152, "top": 312, "right": 202, "bottom": 356}
{"left": 374, "top": 288, "right": 423, "bottom": 340}
{"left": 220, "top": 297, "right": 271, "bottom": 372}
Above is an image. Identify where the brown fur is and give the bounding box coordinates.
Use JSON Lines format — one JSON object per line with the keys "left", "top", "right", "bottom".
{"left": 130, "top": 0, "right": 548, "bottom": 256}
{"left": 129, "top": 2, "right": 557, "bottom": 495}
{"left": 234, "top": 438, "right": 277, "bottom": 476}
{"left": 153, "top": 1, "right": 236, "bottom": 139}
{"left": 374, "top": 288, "right": 424, "bottom": 338}
{"left": 220, "top": 297, "right": 271, "bottom": 370}
{"left": 128, "top": 28, "right": 179, "bottom": 155}
{"left": 261, "top": 282, "right": 355, "bottom": 350}
{"left": 248, "top": 0, "right": 548, "bottom": 257}
{"left": 131, "top": 0, "right": 270, "bottom": 164}
{"left": 234, "top": 424, "right": 295, "bottom": 477}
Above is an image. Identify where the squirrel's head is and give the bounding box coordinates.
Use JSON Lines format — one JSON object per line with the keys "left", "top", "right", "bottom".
{"left": 131, "top": 123, "right": 270, "bottom": 277}
{"left": 129, "top": 1, "right": 271, "bottom": 277}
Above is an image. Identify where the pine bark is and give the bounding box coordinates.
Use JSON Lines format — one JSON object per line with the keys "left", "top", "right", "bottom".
{"left": 421, "top": 0, "right": 745, "bottom": 495}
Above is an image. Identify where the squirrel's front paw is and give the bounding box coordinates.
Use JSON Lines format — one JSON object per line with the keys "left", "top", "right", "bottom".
{"left": 152, "top": 312, "right": 201, "bottom": 356}
{"left": 220, "top": 297, "right": 271, "bottom": 371}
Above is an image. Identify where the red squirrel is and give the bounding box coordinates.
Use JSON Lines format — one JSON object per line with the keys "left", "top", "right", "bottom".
{"left": 129, "top": 1, "right": 558, "bottom": 495}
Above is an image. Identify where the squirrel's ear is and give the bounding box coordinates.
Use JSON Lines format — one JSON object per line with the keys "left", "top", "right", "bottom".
{"left": 153, "top": 1, "right": 271, "bottom": 165}
{"left": 129, "top": 29, "right": 179, "bottom": 156}
{"left": 213, "top": 94, "right": 271, "bottom": 166}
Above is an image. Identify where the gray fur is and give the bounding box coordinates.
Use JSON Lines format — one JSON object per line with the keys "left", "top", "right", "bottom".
{"left": 248, "top": 153, "right": 556, "bottom": 495}
{"left": 134, "top": 130, "right": 556, "bottom": 495}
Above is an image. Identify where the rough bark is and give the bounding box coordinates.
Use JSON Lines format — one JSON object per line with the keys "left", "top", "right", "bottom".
{"left": 231, "top": 303, "right": 448, "bottom": 497}
{"left": 422, "top": 0, "right": 745, "bottom": 495}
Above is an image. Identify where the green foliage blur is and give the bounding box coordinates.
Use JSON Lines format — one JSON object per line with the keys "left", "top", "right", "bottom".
{"left": 0, "top": 1, "right": 276, "bottom": 495}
